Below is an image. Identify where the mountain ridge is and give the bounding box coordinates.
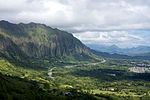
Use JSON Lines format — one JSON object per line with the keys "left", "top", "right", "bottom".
{"left": 91, "top": 49, "right": 150, "bottom": 60}
{"left": 87, "top": 44, "right": 150, "bottom": 55}
{"left": 0, "top": 20, "right": 100, "bottom": 68}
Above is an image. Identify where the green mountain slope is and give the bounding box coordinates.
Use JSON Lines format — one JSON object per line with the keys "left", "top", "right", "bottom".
{"left": 0, "top": 20, "right": 100, "bottom": 68}
{"left": 0, "top": 73, "right": 101, "bottom": 100}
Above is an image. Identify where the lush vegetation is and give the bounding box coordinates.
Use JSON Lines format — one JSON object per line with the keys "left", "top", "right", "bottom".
{"left": 1, "top": 56, "right": 150, "bottom": 100}
{"left": 0, "top": 20, "right": 99, "bottom": 63}
{"left": 0, "top": 21, "right": 150, "bottom": 100}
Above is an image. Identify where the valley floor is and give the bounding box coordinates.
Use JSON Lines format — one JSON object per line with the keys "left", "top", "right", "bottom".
{"left": 1, "top": 58, "right": 150, "bottom": 100}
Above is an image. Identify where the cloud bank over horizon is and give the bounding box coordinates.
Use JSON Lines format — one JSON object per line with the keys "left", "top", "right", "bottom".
{"left": 73, "top": 30, "right": 150, "bottom": 48}
{"left": 0, "top": 0, "right": 150, "bottom": 47}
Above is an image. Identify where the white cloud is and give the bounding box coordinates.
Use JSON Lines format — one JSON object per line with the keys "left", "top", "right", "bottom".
{"left": 0, "top": 0, "right": 150, "bottom": 47}
{"left": 73, "top": 31, "right": 149, "bottom": 48}
{"left": 0, "top": 0, "right": 150, "bottom": 31}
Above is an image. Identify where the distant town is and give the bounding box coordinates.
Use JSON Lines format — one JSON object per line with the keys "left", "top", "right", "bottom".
{"left": 121, "top": 61, "right": 150, "bottom": 73}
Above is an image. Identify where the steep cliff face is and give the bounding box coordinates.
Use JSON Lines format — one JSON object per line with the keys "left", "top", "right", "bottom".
{"left": 0, "top": 34, "right": 27, "bottom": 58}
{"left": 0, "top": 20, "right": 97, "bottom": 64}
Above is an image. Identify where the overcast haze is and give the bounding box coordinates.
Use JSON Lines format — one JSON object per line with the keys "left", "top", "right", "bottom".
{"left": 0, "top": 0, "right": 150, "bottom": 48}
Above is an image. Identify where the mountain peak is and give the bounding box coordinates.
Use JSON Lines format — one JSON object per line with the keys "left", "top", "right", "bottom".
{"left": 110, "top": 45, "right": 119, "bottom": 48}
{"left": 0, "top": 21, "right": 99, "bottom": 64}
{"left": 0, "top": 20, "right": 9, "bottom": 23}
{"left": 0, "top": 20, "right": 12, "bottom": 25}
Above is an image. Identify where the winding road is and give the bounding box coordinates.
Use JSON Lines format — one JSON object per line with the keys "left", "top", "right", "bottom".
{"left": 48, "top": 59, "right": 106, "bottom": 78}
{"left": 64, "top": 59, "right": 106, "bottom": 68}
